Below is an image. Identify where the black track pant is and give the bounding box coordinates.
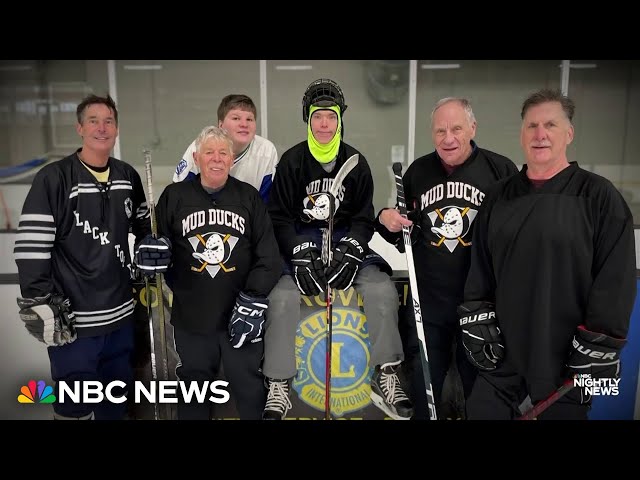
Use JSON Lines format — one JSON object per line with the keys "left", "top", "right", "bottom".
{"left": 174, "top": 326, "right": 265, "bottom": 420}
{"left": 404, "top": 294, "right": 478, "bottom": 420}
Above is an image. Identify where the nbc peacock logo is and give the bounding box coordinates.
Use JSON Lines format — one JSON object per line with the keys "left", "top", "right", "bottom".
{"left": 18, "top": 380, "right": 56, "bottom": 404}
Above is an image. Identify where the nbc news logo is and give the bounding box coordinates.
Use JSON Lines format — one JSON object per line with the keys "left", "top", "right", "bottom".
{"left": 18, "top": 380, "right": 56, "bottom": 404}
{"left": 18, "top": 379, "right": 230, "bottom": 405}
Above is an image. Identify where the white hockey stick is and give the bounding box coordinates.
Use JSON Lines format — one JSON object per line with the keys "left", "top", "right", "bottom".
{"left": 392, "top": 162, "right": 437, "bottom": 420}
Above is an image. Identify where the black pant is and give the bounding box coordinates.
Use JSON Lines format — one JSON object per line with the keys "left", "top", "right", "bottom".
{"left": 467, "top": 363, "right": 590, "bottom": 420}
{"left": 404, "top": 294, "right": 478, "bottom": 420}
{"left": 173, "top": 326, "right": 265, "bottom": 420}
{"left": 49, "top": 322, "right": 134, "bottom": 420}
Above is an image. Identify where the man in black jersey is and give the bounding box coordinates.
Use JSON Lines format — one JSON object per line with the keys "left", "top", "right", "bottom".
{"left": 461, "top": 88, "right": 636, "bottom": 419}
{"left": 376, "top": 97, "right": 518, "bottom": 419}
{"left": 137, "top": 126, "right": 281, "bottom": 419}
{"left": 14, "top": 94, "right": 151, "bottom": 420}
{"left": 261, "top": 78, "right": 413, "bottom": 420}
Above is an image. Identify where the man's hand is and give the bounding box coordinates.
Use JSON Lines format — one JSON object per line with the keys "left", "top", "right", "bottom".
{"left": 458, "top": 301, "right": 504, "bottom": 371}
{"left": 17, "top": 294, "right": 76, "bottom": 347}
{"left": 378, "top": 208, "right": 420, "bottom": 253}
{"left": 378, "top": 208, "right": 413, "bottom": 233}
{"left": 228, "top": 292, "right": 269, "bottom": 349}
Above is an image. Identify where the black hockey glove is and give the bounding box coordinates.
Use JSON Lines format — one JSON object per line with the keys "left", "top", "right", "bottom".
{"left": 325, "top": 236, "right": 365, "bottom": 290}
{"left": 228, "top": 292, "right": 269, "bottom": 349}
{"left": 458, "top": 301, "right": 504, "bottom": 371}
{"left": 291, "top": 241, "right": 327, "bottom": 296}
{"left": 17, "top": 294, "right": 76, "bottom": 347}
{"left": 134, "top": 234, "right": 172, "bottom": 277}
{"left": 567, "top": 325, "right": 627, "bottom": 379}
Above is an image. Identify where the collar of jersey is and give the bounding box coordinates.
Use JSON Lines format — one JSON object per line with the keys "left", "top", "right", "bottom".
{"left": 233, "top": 140, "right": 253, "bottom": 165}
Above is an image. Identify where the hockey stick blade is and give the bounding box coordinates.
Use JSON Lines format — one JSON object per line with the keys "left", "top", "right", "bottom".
{"left": 330, "top": 154, "right": 359, "bottom": 198}
{"left": 516, "top": 379, "right": 575, "bottom": 420}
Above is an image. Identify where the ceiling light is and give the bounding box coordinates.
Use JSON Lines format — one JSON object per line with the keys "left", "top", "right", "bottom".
{"left": 420, "top": 63, "right": 461, "bottom": 70}
{"left": 122, "top": 65, "right": 163, "bottom": 71}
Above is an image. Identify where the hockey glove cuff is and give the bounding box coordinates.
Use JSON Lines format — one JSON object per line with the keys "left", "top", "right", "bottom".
{"left": 458, "top": 300, "right": 504, "bottom": 371}
{"left": 17, "top": 294, "right": 76, "bottom": 347}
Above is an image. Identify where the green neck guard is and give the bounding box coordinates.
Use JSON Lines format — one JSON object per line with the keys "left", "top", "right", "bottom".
{"left": 307, "top": 105, "right": 341, "bottom": 164}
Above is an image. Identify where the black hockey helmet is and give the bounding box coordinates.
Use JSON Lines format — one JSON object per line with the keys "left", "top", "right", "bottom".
{"left": 302, "top": 78, "right": 348, "bottom": 123}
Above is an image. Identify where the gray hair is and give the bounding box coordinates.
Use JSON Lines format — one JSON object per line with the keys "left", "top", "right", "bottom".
{"left": 521, "top": 88, "right": 575, "bottom": 122}
{"left": 430, "top": 97, "right": 476, "bottom": 126}
{"left": 194, "top": 125, "right": 234, "bottom": 154}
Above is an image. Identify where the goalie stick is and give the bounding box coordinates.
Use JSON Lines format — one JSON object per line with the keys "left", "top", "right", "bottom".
{"left": 392, "top": 162, "right": 438, "bottom": 420}
{"left": 322, "top": 153, "right": 359, "bottom": 420}
{"left": 143, "top": 149, "right": 171, "bottom": 420}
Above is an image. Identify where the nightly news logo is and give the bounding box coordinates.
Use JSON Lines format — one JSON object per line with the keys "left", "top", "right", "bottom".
{"left": 573, "top": 374, "right": 620, "bottom": 396}
{"left": 18, "top": 379, "right": 230, "bottom": 404}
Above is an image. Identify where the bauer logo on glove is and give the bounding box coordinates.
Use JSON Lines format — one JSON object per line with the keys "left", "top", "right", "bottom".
{"left": 459, "top": 310, "right": 496, "bottom": 325}
{"left": 457, "top": 300, "right": 504, "bottom": 371}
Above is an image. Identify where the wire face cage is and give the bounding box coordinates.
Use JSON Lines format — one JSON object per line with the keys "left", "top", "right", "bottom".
{"left": 302, "top": 78, "right": 348, "bottom": 123}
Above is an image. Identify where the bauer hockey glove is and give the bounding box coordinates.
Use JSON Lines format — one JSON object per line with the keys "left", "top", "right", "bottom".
{"left": 17, "top": 294, "right": 76, "bottom": 347}
{"left": 567, "top": 325, "right": 627, "bottom": 379}
{"left": 291, "top": 240, "right": 327, "bottom": 296}
{"left": 134, "top": 234, "right": 172, "bottom": 277}
{"left": 228, "top": 292, "right": 269, "bottom": 349}
{"left": 325, "top": 236, "right": 365, "bottom": 290}
{"left": 458, "top": 301, "right": 504, "bottom": 371}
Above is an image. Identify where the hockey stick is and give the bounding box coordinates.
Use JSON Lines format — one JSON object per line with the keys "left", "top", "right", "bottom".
{"left": 143, "top": 149, "right": 171, "bottom": 420}
{"left": 392, "top": 162, "right": 438, "bottom": 420}
{"left": 324, "top": 192, "right": 335, "bottom": 421}
{"left": 516, "top": 378, "right": 575, "bottom": 420}
{"left": 143, "top": 283, "right": 160, "bottom": 420}
{"left": 322, "top": 153, "right": 359, "bottom": 420}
